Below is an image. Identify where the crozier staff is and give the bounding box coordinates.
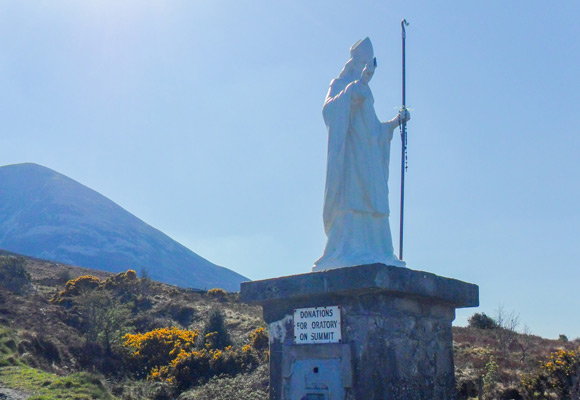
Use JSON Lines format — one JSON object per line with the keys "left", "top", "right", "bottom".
{"left": 313, "top": 37, "right": 410, "bottom": 271}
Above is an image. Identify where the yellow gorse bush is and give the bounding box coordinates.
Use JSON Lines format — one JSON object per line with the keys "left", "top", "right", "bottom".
{"left": 541, "top": 347, "right": 578, "bottom": 376}
{"left": 521, "top": 346, "right": 580, "bottom": 399}
{"left": 123, "top": 326, "right": 267, "bottom": 391}
{"left": 51, "top": 275, "right": 101, "bottom": 303}
{"left": 206, "top": 287, "right": 228, "bottom": 300}
{"left": 123, "top": 326, "right": 199, "bottom": 372}
{"left": 51, "top": 270, "right": 142, "bottom": 304}
{"left": 102, "top": 269, "right": 138, "bottom": 290}
{"left": 65, "top": 275, "right": 101, "bottom": 291}
{"left": 250, "top": 327, "right": 268, "bottom": 351}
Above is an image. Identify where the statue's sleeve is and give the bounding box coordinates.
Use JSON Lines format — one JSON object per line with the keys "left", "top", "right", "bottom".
{"left": 377, "top": 120, "right": 396, "bottom": 195}
{"left": 321, "top": 79, "right": 352, "bottom": 234}
{"left": 381, "top": 120, "right": 396, "bottom": 142}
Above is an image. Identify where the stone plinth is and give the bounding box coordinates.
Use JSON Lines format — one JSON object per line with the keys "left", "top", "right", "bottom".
{"left": 241, "top": 264, "right": 478, "bottom": 400}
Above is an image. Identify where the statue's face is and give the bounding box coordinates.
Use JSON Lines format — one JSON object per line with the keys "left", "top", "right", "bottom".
{"left": 361, "top": 60, "right": 376, "bottom": 84}
{"left": 352, "top": 58, "right": 369, "bottom": 74}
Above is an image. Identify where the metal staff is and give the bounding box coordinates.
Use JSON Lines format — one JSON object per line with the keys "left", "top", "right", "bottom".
{"left": 399, "top": 18, "right": 409, "bottom": 261}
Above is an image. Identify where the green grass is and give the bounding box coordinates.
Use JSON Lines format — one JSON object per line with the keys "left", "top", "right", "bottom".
{"left": 0, "top": 325, "right": 23, "bottom": 367}
{"left": 0, "top": 366, "right": 115, "bottom": 399}
{"left": 0, "top": 324, "right": 115, "bottom": 399}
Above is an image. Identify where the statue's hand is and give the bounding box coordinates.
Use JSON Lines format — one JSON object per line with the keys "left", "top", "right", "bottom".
{"left": 398, "top": 109, "right": 411, "bottom": 124}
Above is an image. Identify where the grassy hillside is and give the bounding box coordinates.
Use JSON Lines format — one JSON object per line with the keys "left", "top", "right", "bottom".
{"left": 0, "top": 250, "right": 268, "bottom": 399}
{"left": 0, "top": 249, "right": 578, "bottom": 399}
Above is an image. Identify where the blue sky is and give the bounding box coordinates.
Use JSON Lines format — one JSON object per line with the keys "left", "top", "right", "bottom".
{"left": 1, "top": 1, "right": 579, "bottom": 339}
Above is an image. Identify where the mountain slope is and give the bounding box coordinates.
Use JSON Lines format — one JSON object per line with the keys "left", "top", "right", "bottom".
{"left": 0, "top": 163, "right": 248, "bottom": 291}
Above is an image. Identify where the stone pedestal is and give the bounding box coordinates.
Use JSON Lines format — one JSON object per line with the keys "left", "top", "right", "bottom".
{"left": 241, "top": 264, "right": 478, "bottom": 400}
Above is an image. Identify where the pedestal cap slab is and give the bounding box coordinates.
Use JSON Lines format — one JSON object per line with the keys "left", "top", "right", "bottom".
{"left": 241, "top": 263, "right": 478, "bottom": 309}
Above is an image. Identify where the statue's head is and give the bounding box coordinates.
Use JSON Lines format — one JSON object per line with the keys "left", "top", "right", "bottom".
{"left": 361, "top": 57, "right": 377, "bottom": 84}
{"left": 338, "top": 37, "right": 374, "bottom": 80}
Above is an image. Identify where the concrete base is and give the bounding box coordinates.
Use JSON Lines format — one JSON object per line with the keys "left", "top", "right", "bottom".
{"left": 241, "top": 264, "right": 478, "bottom": 400}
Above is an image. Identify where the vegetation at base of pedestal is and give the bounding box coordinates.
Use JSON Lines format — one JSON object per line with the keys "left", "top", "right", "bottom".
{"left": 178, "top": 363, "right": 269, "bottom": 400}
{"left": 455, "top": 307, "right": 580, "bottom": 400}
{"left": 122, "top": 325, "right": 267, "bottom": 392}
{"left": 1, "top": 251, "right": 578, "bottom": 400}
{"left": 0, "top": 251, "right": 268, "bottom": 399}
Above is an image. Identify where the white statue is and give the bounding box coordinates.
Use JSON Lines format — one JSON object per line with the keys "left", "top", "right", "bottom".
{"left": 313, "top": 37, "right": 410, "bottom": 271}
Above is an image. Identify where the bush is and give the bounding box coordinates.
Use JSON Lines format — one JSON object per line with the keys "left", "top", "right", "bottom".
{"left": 102, "top": 270, "right": 141, "bottom": 301}
{"left": 206, "top": 288, "right": 228, "bottom": 301}
{"left": 177, "top": 363, "right": 269, "bottom": 400}
{"left": 163, "top": 343, "right": 260, "bottom": 391}
{"left": 203, "top": 310, "right": 231, "bottom": 350}
{"left": 456, "top": 377, "right": 478, "bottom": 400}
{"left": 77, "top": 290, "right": 132, "bottom": 353}
{"left": 483, "top": 355, "right": 500, "bottom": 399}
{"left": 123, "top": 327, "right": 199, "bottom": 377}
{"left": 51, "top": 270, "right": 142, "bottom": 306}
{"left": 51, "top": 275, "right": 101, "bottom": 305}
{"left": 56, "top": 268, "right": 72, "bottom": 284}
{"left": 124, "top": 326, "right": 263, "bottom": 393}
{"left": 161, "top": 302, "right": 196, "bottom": 327}
{"left": 0, "top": 256, "right": 32, "bottom": 294}
{"left": 468, "top": 313, "right": 498, "bottom": 330}
{"left": 521, "top": 347, "right": 580, "bottom": 399}
{"left": 250, "top": 327, "right": 268, "bottom": 352}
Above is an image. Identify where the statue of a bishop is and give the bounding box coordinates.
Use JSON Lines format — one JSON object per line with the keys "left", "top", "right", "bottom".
{"left": 314, "top": 37, "right": 410, "bottom": 271}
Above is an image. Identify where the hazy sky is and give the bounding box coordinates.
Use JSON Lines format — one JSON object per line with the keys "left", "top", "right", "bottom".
{"left": 1, "top": 1, "right": 579, "bottom": 339}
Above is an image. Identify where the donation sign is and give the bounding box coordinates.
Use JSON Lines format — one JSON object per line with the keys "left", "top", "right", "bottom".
{"left": 293, "top": 306, "right": 341, "bottom": 344}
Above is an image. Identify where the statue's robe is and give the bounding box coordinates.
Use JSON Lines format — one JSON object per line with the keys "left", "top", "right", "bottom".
{"left": 314, "top": 77, "right": 404, "bottom": 270}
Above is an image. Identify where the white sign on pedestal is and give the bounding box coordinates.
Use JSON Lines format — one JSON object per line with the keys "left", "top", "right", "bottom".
{"left": 293, "top": 306, "right": 342, "bottom": 344}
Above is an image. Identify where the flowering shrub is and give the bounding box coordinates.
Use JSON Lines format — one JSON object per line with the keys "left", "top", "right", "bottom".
{"left": 250, "top": 327, "right": 268, "bottom": 352}
{"left": 51, "top": 275, "right": 101, "bottom": 304}
{"left": 521, "top": 347, "right": 580, "bottom": 399}
{"left": 66, "top": 275, "right": 101, "bottom": 292}
{"left": 166, "top": 342, "right": 260, "bottom": 391}
{"left": 101, "top": 269, "right": 144, "bottom": 302}
{"left": 206, "top": 288, "right": 228, "bottom": 301}
{"left": 102, "top": 270, "right": 138, "bottom": 291}
{"left": 51, "top": 270, "right": 141, "bottom": 305}
{"left": 123, "top": 327, "right": 198, "bottom": 376}
{"left": 123, "top": 326, "right": 262, "bottom": 391}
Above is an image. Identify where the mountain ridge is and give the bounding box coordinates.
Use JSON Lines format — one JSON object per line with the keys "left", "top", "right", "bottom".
{"left": 0, "top": 162, "right": 248, "bottom": 291}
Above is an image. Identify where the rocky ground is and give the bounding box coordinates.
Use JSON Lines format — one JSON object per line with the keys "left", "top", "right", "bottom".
{"left": 0, "top": 387, "right": 30, "bottom": 400}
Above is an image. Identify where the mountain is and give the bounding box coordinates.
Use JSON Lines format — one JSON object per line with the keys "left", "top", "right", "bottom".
{"left": 0, "top": 163, "right": 248, "bottom": 291}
